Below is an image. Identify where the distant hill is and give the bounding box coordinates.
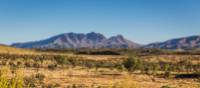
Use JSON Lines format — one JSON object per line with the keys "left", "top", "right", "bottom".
{"left": 11, "top": 32, "right": 140, "bottom": 49}
{"left": 144, "top": 35, "right": 200, "bottom": 50}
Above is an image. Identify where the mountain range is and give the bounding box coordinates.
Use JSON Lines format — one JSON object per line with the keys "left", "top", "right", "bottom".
{"left": 11, "top": 32, "right": 200, "bottom": 50}
{"left": 11, "top": 32, "right": 140, "bottom": 49}
{"left": 145, "top": 35, "right": 200, "bottom": 50}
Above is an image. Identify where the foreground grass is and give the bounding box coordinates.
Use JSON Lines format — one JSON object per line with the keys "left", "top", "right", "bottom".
{"left": 0, "top": 67, "right": 23, "bottom": 88}
{"left": 0, "top": 66, "right": 199, "bottom": 88}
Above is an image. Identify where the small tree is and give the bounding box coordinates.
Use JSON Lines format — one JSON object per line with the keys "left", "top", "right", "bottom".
{"left": 123, "top": 56, "right": 140, "bottom": 72}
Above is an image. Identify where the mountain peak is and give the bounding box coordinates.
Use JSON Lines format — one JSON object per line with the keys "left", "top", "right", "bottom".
{"left": 116, "top": 34, "right": 124, "bottom": 38}
{"left": 109, "top": 35, "right": 125, "bottom": 43}
{"left": 86, "top": 32, "right": 106, "bottom": 40}
{"left": 87, "top": 32, "right": 100, "bottom": 35}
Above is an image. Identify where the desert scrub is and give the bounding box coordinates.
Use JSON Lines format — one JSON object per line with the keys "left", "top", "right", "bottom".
{"left": 123, "top": 56, "right": 143, "bottom": 72}
{"left": 0, "top": 67, "right": 24, "bottom": 88}
{"left": 24, "top": 73, "right": 46, "bottom": 88}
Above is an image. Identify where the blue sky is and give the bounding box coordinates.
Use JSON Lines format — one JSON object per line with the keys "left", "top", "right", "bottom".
{"left": 0, "top": 0, "right": 200, "bottom": 44}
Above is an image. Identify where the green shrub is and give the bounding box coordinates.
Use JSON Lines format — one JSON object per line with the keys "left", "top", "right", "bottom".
{"left": 54, "top": 56, "right": 65, "bottom": 65}
{"left": 161, "top": 85, "right": 171, "bottom": 88}
{"left": 163, "top": 71, "right": 171, "bottom": 78}
{"left": 123, "top": 56, "right": 141, "bottom": 72}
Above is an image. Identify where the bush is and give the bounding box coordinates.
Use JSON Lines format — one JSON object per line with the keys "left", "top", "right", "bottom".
{"left": 48, "top": 64, "right": 57, "bottom": 70}
{"left": 54, "top": 56, "right": 65, "bottom": 65}
{"left": 1, "top": 60, "right": 7, "bottom": 65}
{"left": 24, "top": 73, "right": 46, "bottom": 87}
{"left": 24, "top": 62, "right": 31, "bottom": 68}
{"left": 24, "top": 76, "right": 36, "bottom": 87}
{"left": 163, "top": 71, "right": 171, "bottom": 78}
{"left": 161, "top": 85, "right": 171, "bottom": 88}
{"left": 35, "top": 73, "right": 45, "bottom": 82}
{"left": 54, "top": 56, "right": 72, "bottom": 67}
{"left": 46, "top": 83, "right": 60, "bottom": 88}
{"left": 33, "top": 62, "right": 40, "bottom": 68}
{"left": 123, "top": 56, "right": 142, "bottom": 72}
{"left": 115, "top": 64, "right": 126, "bottom": 71}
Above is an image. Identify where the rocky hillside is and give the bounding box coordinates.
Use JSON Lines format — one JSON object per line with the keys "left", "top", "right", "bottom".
{"left": 145, "top": 35, "right": 200, "bottom": 50}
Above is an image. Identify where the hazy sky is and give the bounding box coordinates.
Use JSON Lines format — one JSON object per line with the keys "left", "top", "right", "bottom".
{"left": 0, "top": 0, "right": 200, "bottom": 44}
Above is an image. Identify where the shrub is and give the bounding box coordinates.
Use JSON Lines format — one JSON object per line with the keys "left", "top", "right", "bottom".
{"left": 123, "top": 56, "right": 141, "bottom": 72}
{"left": 163, "top": 71, "right": 171, "bottom": 78}
{"left": 17, "top": 61, "right": 22, "bottom": 67}
{"left": 46, "top": 83, "right": 60, "bottom": 88}
{"left": 24, "top": 76, "right": 36, "bottom": 87}
{"left": 24, "top": 62, "right": 31, "bottom": 68}
{"left": 54, "top": 56, "right": 72, "bottom": 67}
{"left": 1, "top": 60, "right": 7, "bottom": 65}
{"left": 9, "top": 61, "right": 16, "bottom": 68}
{"left": 115, "top": 63, "right": 126, "bottom": 71}
{"left": 161, "top": 85, "right": 171, "bottom": 88}
{"left": 33, "top": 62, "right": 40, "bottom": 68}
{"left": 24, "top": 73, "right": 46, "bottom": 87}
{"left": 35, "top": 73, "right": 45, "bottom": 82}
{"left": 162, "top": 64, "right": 170, "bottom": 72}
{"left": 48, "top": 64, "right": 57, "bottom": 70}
{"left": 54, "top": 56, "right": 65, "bottom": 65}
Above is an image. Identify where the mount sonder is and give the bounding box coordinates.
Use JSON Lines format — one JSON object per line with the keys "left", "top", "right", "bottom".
{"left": 11, "top": 32, "right": 140, "bottom": 49}
{"left": 11, "top": 32, "right": 200, "bottom": 50}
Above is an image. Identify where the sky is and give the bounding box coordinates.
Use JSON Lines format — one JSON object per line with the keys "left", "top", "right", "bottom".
{"left": 0, "top": 0, "right": 200, "bottom": 45}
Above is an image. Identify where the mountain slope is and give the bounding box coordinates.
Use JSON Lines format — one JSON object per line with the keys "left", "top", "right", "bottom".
{"left": 145, "top": 35, "right": 200, "bottom": 50}
{"left": 11, "top": 32, "right": 140, "bottom": 49}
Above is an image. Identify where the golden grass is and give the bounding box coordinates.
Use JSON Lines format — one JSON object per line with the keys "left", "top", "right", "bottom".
{"left": 18, "top": 67, "right": 200, "bottom": 88}
{"left": 0, "top": 45, "right": 36, "bottom": 55}
{"left": 0, "top": 67, "right": 24, "bottom": 88}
